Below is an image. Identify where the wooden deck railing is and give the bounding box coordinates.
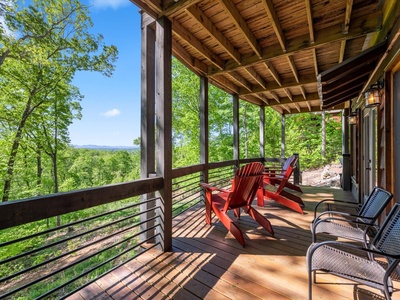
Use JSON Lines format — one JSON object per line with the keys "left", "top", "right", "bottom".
{"left": 0, "top": 156, "right": 300, "bottom": 299}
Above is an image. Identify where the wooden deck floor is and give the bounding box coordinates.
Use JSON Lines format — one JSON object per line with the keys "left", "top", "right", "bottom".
{"left": 67, "top": 186, "right": 400, "bottom": 300}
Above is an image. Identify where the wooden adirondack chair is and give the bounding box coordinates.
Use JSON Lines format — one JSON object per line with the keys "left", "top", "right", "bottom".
{"left": 264, "top": 155, "right": 302, "bottom": 193}
{"left": 257, "top": 158, "right": 305, "bottom": 214}
{"left": 200, "top": 162, "right": 274, "bottom": 246}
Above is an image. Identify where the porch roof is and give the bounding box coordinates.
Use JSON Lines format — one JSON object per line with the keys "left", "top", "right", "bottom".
{"left": 129, "top": 0, "right": 389, "bottom": 115}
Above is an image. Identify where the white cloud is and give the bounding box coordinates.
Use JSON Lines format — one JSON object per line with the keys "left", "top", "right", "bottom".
{"left": 90, "top": 0, "right": 130, "bottom": 10}
{"left": 102, "top": 108, "right": 121, "bottom": 117}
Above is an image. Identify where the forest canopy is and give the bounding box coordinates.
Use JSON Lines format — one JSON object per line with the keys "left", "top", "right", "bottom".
{"left": 0, "top": 1, "right": 342, "bottom": 202}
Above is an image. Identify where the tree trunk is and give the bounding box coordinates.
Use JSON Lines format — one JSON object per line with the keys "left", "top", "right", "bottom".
{"left": 321, "top": 112, "right": 326, "bottom": 158}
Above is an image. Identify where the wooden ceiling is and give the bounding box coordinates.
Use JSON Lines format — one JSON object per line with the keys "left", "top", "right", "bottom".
{"left": 129, "top": 0, "right": 386, "bottom": 115}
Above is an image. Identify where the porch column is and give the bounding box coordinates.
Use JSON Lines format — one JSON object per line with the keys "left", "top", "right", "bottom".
{"left": 200, "top": 76, "right": 209, "bottom": 197}
{"left": 155, "top": 16, "right": 173, "bottom": 251}
{"left": 260, "top": 106, "right": 265, "bottom": 159}
{"left": 281, "top": 114, "right": 286, "bottom": 159}
{"left": 140, "top": 12, "right": 156, "bottom": 243}
{"left": 342, "top": 108, "right": 351, "bottom": 191}
{"left": 233, "top": 94, "right": 240, "bottom": 169}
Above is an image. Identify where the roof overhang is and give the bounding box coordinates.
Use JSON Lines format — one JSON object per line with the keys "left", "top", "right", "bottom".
{"left": 318, "top": 40, "right": 387, "bottom": 110}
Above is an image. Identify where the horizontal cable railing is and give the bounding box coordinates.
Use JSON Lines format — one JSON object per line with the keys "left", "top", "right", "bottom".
{"left": 0, "top": 156, "right": 295, "bottom": 298}
{"left": 0, "top": 178, "right": 163, "bottom": 299}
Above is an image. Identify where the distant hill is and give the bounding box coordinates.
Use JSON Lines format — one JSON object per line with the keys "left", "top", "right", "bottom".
{"left": 72, "top": 145, "right": 139, "bottom": 151}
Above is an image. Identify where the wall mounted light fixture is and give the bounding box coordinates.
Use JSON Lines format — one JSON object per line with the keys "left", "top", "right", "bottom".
{"left": 348, "top": 112, "right": 357, "bottom": 125}
{"left": 365, "top": 80, "right": 384, "bottom": 108}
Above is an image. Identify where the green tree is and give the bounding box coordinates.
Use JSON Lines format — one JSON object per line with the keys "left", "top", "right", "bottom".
{"left": 0, "top": 0, "right": 117, "bottom": 201}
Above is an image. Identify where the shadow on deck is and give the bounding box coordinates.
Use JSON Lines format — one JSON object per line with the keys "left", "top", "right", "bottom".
{"left": 67, "top": 186, "right": 399, "bottom": 300}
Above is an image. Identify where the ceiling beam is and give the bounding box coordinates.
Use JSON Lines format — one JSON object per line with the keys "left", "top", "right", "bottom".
{"left": 304, "top": 0, "right": 315, "bottom": 43}
{"left": 245, "top": 67, "right": 267, "bottom": 89}
{"left": 186, "top": 5, "right": 242, "bottom": 64}
{"left": 261, "top": 0, "right": 286, "bottom": 51}
{"left": 343, "top": 0, "right": 354, "bottom": 34}
{"left": 287, "top": 55, "right": 300, "bottom": 83}
{"left": 172, "top": 39, "right": 208, "bottom": 75}
{"left": 264, "top": 61, "right": 282, "bottom": 86}
{"left": 219, "top": 0, "right": 263, "bottom": 58}
{"left": 227, "top": 71, "right": 252, "bottom": 92}
{"left": 172, "top": 19, "right": 225, "bottom": 70}
{"left": 239, "top": 74, "right": 316, "bottom": 97}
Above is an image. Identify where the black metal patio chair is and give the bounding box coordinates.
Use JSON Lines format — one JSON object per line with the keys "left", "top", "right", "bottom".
{"left": 307, "top": 203, "right": 400, "bottom": 300}
{"left": 311, "top": 187, "right": 393, "bottom": 246}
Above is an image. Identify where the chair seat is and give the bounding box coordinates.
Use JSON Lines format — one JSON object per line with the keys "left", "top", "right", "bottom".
{"left": 313, "top": 221, "right": 368, "bottom": 243}
{"left": 309, "top": 244, "right": 392, "bottom": 292}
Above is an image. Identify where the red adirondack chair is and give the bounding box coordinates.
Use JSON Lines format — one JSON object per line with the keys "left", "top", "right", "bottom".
{"left": 264, "top": 155, "right": 302, "bottom": 193}
{"left": 200, "top": 162, "right": 274, "bottom": 246}
{"left": 257, "top": 157, "right": 304, "bottom": 214}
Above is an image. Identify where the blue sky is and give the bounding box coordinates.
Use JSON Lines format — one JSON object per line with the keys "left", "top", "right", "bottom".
{"left": 69, "top": 0, "right": 142, "bottom": 147}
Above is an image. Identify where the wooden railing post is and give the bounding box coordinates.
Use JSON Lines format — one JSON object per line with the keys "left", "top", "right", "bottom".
{"left": 293, "top": 153, "right": 301, "bottom": 185}
{"left": 140, "top": 12, "right": 156, "bottom": 244}
{"left": 200, "top": 76, "right": 209, "bottom": 202}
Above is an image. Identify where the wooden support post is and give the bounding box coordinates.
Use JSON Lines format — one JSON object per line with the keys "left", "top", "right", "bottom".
{"left": 140, "top": 12, "right": 156, "bottom": 243}
{"left": 342, "top": 108, "right": 351, "bottom": 191}
{"left": 281, "top": 114, "right": 286, "bottom": 159}
{"left": 293, "top": 153, "right": 301, "bottom": 185}
{"left": 233, "top": 94, "right": 240, "bottom": 170}
{"left": 260, "top": 106, "right": 265, "bottom": 160}
{"left": 155, "top": 16, "right": 173, "bottom": 252}
{"left": 200, "top": 76, "right": 209, "bottom": 201}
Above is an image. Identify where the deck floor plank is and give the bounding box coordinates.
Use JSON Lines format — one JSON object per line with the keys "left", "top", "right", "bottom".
{"left": 70, "top": 186, "right": 400, "bottom": 300}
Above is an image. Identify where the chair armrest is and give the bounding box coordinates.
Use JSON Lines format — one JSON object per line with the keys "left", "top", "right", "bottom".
{"left": 312, "top": 216, "right": 379, "bottom": 233}
{"left": 314, "top": 210, "right": 372, "bottom": 223}
{"left": 199, "top": 183, "right": 230, "bottom": 194}
{"left": 313, "top": 199, "right": 360, "bottom": 219}
{"left": 308, "top": 241, "right": 400, "bottom": 260}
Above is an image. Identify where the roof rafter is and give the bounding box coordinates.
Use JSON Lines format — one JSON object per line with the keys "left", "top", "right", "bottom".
{"left": 186, "top": 5, "right": 241, "bottom": 64}
{"left": 245, "top": 67, "right": 267, "bottom": 89}
{"left": 305, "top": 0, "right": 315, "bottom": 43}
{"left": 172, "top": 19, "right": 225, "bottom": 70}
{"left": 208, "top": 13, "right": 382, "bottom": 76}
{"left": 219, "top": 0, "right": 263, "bottom": 58}
{"left": 261, "top": 0, "right": 286, "bottom": 51}
{"left": 343, "top": 0, "right": 354, "bottom": 34}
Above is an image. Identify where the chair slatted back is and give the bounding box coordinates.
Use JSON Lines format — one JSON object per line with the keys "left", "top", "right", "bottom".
{"left": 371, "top": 203, "right": 400, "bottom": 274}
{"left": 357, "top": 187, "right": 393, "bottom": 223}
{"left": 225, "top": 162, "right": 264, "bottom": 210}
{"left": 275, "top": 157, "right": 298, "bottom": 194}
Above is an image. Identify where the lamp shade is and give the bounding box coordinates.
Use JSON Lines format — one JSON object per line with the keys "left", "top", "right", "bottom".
{"left": 365, "top": 89, "right": 380, "bottom": 107}
{"left": 348, "top": 114, "right": 357, "bottom": 125}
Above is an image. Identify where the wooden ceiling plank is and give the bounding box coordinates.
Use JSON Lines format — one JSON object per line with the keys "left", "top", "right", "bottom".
{"left": 343, "top": 0, "right": 354, "bottom": 34}
{"left": 239, "top": 74, "right": 316, "bottom": 96}
{"left": 267, "top": 92, "right": 319, "bottom": 106}
{"left": 264, "top": 61, "right": 282, "bottom": 86}
{"left": 227, "top": 71, "right": 252, "bottom": 92}
{"left": 241, "top": 95, "right": 263, "bottom": 106}
{"left": 287, "top": 55, "right": 300, "bottom": 83}
{"left": 219, "top": 0, "right": 263, "bottom": 58}
{"left": 172, "top": 39, "right": 208, "bottom": 76}
{"left": 304, "top": 0, "right": 315, "bottom": 44}
{"left": 294, "top": 103, "right": 301, "bottom": 112}
{"left": 318, "top": 40, "right": 387, "bottom": 83}
{"left": 211, "top": 75, "right": 240, "bottom": 94}
{"left": 162, "top": 0, "right": 201, "bottom": 17}
{"left": 172, "top": 19, "right": 225, "bottom": 70}
{"left": 210, "top": 12, "right": 382, "bottom": 76}
{"left": 245, "top": 67, "right": 267, "bottom": 89}
{"left": 261, "top": 0, "right": 286, "bottom": 51}
{"left": 186, "top": 5, "right": 241, "bottom": 64}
